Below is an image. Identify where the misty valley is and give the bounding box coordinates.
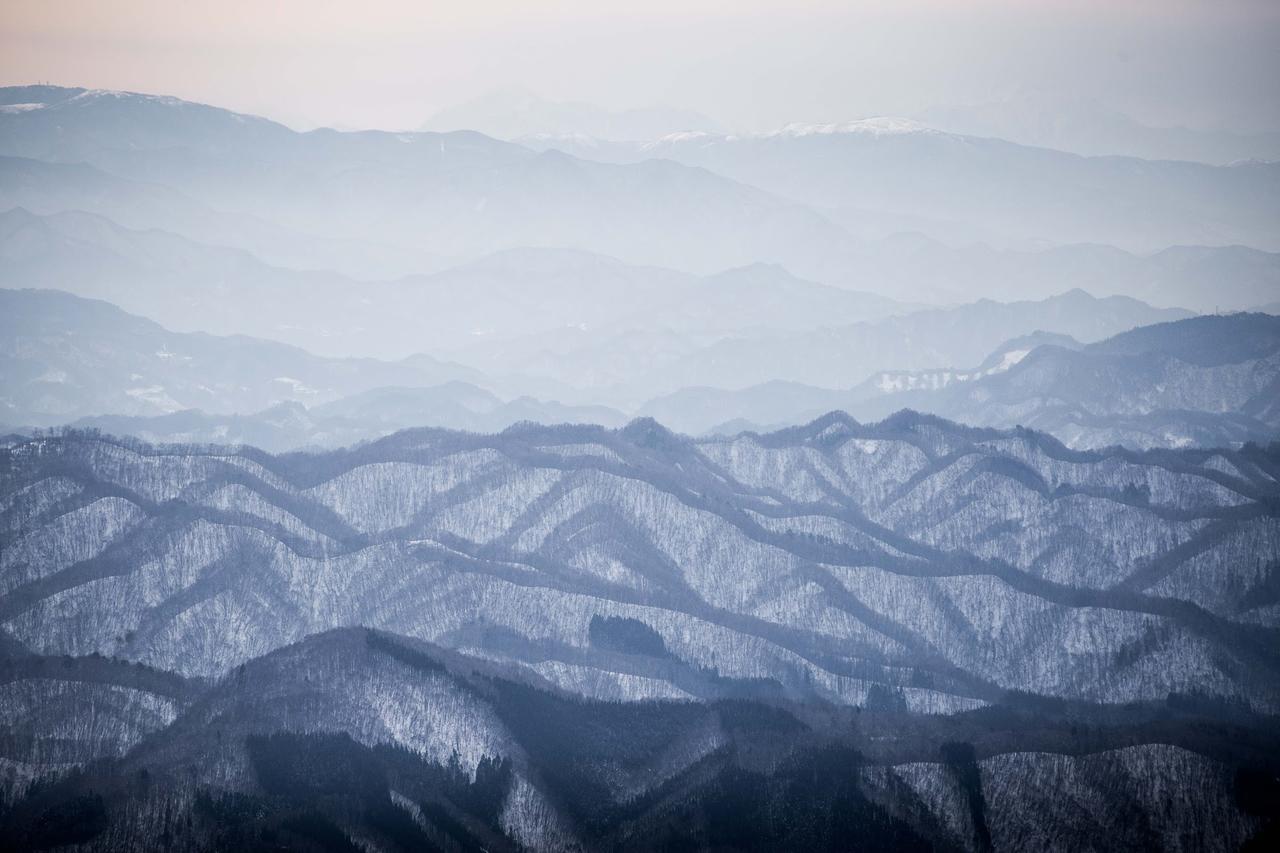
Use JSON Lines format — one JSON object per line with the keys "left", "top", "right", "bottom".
{"left": 0, "top": 43, "right": 1279, "bottom": 853}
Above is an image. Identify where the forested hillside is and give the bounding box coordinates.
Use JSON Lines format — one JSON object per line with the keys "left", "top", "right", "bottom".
{"left": 2, "top": 417, "right": 1277, "bottom": 849}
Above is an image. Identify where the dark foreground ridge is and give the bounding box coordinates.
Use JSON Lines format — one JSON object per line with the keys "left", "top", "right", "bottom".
{"left": 2, "top": 628, "right": 1278, "bottom": 851}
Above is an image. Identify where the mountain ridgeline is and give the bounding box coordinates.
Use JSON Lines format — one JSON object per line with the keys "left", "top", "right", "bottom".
{"left": 5, "top": 286, "right": 1275, "bottom": 454}
{"left": 3, "top": 78, "right": 1280, "bottom": 852}
{"left": 651, "top": 312, "right": 1280, "bottom": 448}
{"left": 3, "top": 86, "right": 1280, "bottom": 300}
{"left": 1, "top": 417, "right": 1278, "bottom": 849}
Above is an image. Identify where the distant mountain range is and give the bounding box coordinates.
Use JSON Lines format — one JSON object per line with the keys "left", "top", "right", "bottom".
{"left": 433, "top": 91, "right": 1280, "bottom": 164}
{"left": 5, "top": 85, "right": 1280, "bottom": 290}
{"left": 0, "top": 209, "right": 912, "bottom": 360}
{"left": 59, "top": 387, "right": 629, "bottom": 453}
{"left": 7, "top": 205, "right": 1278, "bottom": 355}
{"left": 859, "top": 313, "right": 1280, "bottom": 449}
{"left": 918, "top": 94, "right": 1280, "bottom": 165}
{"left": 2, "top": 83, "right": 1278, "bottom": 453}
{"left": 0, "top": 86, "right": 856, "bottom": 278}
{"left": 638, "top": 331, "right": 1079, "bottom": 434}
{"left": 0, "top": 288, "right": 478, "bottom": 424}
{"left": 3, "top": 79, "right": 1280, "bottom": 851}
{"left": 1, "top": 287, "right": 1197, "bottom": 443}
{"left": 7, "top": 288, "right": 1274, "bottom": 453}
{"left": 523, "top": 122, "right": 1280, "bottom": 253}
{"left": 643, "top": 314, "right": 1280, "bottom": 450}
{"left": 613, "top": 290, "right": 1189, "bottom": 400}
{"left": 816, "top": 237, "right": 1280, "bottom": 311}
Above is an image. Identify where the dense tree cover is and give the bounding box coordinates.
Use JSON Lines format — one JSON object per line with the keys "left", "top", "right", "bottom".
{"left": 0, "top": 659, "right": 1277, "bottom": 850}
{"left": 193, "top": 732, "right": 515, "bottom": 852}
{"left": 636, "top": 746, "right": 937, "bottom": 852}
{"left": 589, "top": 614, "right": 672, "bottom": 658}
{"left": 27, "top": 791, "right": 107, "bottom": 850}
{"left": 940, "top": 741, "right": 992, "bottom": 852}
{"left": 3, "top": 421, "right": 1280, "bottom": 849}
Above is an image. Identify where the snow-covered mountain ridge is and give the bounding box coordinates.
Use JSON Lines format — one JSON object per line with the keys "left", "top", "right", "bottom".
{"left": 2, "top": 417, "right": 1277, "bottom": 849}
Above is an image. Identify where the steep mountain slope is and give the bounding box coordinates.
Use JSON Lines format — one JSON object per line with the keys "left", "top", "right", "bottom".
{"left": 4, "top": 628, "right": 1271, "bottom": 851}
{"left": 856, "top": 332, "right": 1083, "bottom": 396}
{"left": 1, "top": 420, "right": 1277, "bottom": 849}
{"left": 856, "top": 314, "right": 1280, "bottom": 449}
{"left": 3, "top": 418, "right": 1276, "bottom": 708}
{"left": 0, "top": 651, "right": 197, "bottom": 809}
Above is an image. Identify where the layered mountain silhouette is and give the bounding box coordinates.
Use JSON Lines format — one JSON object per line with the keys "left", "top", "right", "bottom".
{"left": 2, "top": 287, "right": 1210, "bottom": 447}
{"left": 917, "top": 93, "right": 1280, "bottom": 165}
{"left": 641, "top": 314, "right": 1280, "bottom": 448}
{"left": 1, "top": 417, "right": 1277, "bottom": 848}
{"left": 0, "top": 87, "right": 857, "bottom": 278}
{"left": 6, "top": 86, "right": 1280, "bottom": 289}
{"left": 3, "top": 79, "right": 1280, "bottom": 851}
{"left": 853, "top": 313, "right": 1280, "bottom": 448}
{"left": 523, "top": 122, "right": 1280, "bottom": 253}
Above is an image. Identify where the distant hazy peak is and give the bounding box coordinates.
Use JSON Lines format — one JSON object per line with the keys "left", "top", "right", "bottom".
{"left": 0, "top": 83, "right": 86, "bottom": 106}
{"left": 704, "top": 260, "right": 797, "bottom": 281}
{"left": 0, "top": 82, "right": 290, "bottom": 134}
{"left": 918, "top": 92, "right": 1280, "bottom": 165}
{"left": 763, "top": 117, "right": 934, "bottom": 139}
{"left": 623, "top": 118, "right": 938, "bottom": 148}
{"left": 4, "top": 83, "right": 223, "bottom": 113}
{"left": 70, "top": 87, "right": 185, "bottom": 106}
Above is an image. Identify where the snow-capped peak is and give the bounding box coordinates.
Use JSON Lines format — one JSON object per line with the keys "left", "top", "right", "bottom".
{"left": 70, "top": 88, "right": 184, "bottom": 107}
{"left": 762, "top": 117, "right": 931, "bottom": 138}
{"left": 654, "top": 130, "right": 717, "bottom": 144}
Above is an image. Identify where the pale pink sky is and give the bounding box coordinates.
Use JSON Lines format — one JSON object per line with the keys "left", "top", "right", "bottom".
{"left": 3, "top": 0, "right": 1277, "bottom": 132}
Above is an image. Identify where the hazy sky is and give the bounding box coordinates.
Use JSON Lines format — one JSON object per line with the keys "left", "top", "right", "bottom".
{"left": 3, "top": 0, "right": 1278, "bottom": 133}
